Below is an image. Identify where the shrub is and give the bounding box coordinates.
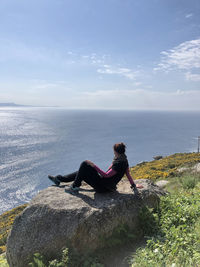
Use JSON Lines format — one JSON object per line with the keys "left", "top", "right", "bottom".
{"left": 179, "top": 173, "right": 200, "bottom": 189}
{"left": 0, "top": 254, "right": 9, "bottom": 267}
{"left": 129, "top": 152, "right": 200, "bottom": 181}
{"left": 0, "top": 204, "right": 27, "bottom": 253}
{"left": 29, "top": 247, "right": 104, "bottom": 267}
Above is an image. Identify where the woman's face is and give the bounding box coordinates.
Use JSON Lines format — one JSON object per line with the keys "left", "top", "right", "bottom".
{"left": 113, "top": 149, "right": 118, "bottom": 157}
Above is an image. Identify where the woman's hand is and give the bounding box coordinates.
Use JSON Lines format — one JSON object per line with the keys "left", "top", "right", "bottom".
{"left": 136, "top": 184, "right": 143, "bottom": 189}
{"left": 85, "top": 160, "right": 95, "bottom": 167}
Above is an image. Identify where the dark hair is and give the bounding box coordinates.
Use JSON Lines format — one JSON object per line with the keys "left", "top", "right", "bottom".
{"left": 113, "top": 142, "right": 126, "bottom": 154}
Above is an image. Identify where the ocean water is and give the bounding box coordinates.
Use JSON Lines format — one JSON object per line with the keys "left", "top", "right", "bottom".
{"left": 0, "top": 107, "right": 200, "bottom": 214}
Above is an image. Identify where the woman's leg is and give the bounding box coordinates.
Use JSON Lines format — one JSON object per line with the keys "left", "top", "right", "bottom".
{"left": 48, "top": 171, "right": 77, "bottom": 186}
{"left": 72, "top": 161, "right": 108, "bottom": 192}
{"left": 57, "top": 172, "right": 78, "bottom": 183}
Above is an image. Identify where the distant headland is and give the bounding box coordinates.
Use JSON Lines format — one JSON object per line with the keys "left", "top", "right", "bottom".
{"left": 0, "top": 103, "right": 29, "bottom": 107}
{"left": 0, "top": 103, "right": 59, "bottom": 108}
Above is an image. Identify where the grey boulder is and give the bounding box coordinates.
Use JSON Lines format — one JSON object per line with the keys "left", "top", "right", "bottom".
{"left": 6, "top": 179, "right": 166, "bottom": 267}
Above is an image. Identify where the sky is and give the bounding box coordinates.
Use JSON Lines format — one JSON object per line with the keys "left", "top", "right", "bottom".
{"left": 0, "top": 0, "right": 200, "bottom": 110}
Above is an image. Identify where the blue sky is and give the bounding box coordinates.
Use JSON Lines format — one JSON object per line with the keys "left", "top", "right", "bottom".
{"left": 0, "top": 0, "right": 200, "bottom": 110}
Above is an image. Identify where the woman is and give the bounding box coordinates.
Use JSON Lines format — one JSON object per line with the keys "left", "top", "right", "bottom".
{"left": 48, "top": 143, "right": 143, "bottom": 193}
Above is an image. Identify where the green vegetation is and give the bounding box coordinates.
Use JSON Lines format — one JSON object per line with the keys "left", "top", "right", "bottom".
{"left": 0, "top": 204, "right": 27, "bottom": 254}
{"left": 28, "top": 248, "right": 103, "bottom": 267}
{"left": 129, "top": 152, "right": 200, "bottom": 180}
{"left": 0, "top": 254, "right": 9, "bottom": 267}
{"left": 130, "top": 172, "right": 200, "bottom": 267}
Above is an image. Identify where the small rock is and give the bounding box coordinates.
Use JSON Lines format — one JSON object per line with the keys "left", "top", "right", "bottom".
{"left": 153, "top": 155, "right": 163, "bottom": 160}
{"left": 156, "top": 180, "right": 169, "bottom": 188}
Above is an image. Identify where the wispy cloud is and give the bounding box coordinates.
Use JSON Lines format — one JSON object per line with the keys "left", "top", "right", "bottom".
{"left": 155, "top": 38, "right": 200, "bottom": 81}
{"left": 67, "top": 51, "right": 110, "bottom": 66}
{"left": 185, "top": 13, "right": 193, "bottom": 19}
{"left": 97, "top": 65, "right": 141, "bottom": 80}
{"left": 31, "top": 80, "right": 70, "bottom": 90}
{"left": 157, "top": 38, "right": 200, "bottom": 70}
{"left": 82, "top": 53, "right": 110, "bottom": 65}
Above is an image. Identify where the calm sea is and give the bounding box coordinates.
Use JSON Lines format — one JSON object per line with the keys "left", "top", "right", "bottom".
{"left": 0, "top": 107, "right": 200, "bottom": 214}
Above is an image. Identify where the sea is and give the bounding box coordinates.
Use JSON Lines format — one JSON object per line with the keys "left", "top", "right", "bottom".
{"left": 0, "top": 107, "right": 200, "bottom": 214}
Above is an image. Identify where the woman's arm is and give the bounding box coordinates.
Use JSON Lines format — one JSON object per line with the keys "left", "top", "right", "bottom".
{"left": 107, "top": 164, "right": 113, "bottom": 171}
{"left": 126, "top": 168, "right": 144, "bottom": 189}
{"left": 93, "top": 164, "right": 117, "bottom": 178}
{"left": 85, "top": 160, "right": 116, "bottom": 178}
{"left": 125, "top": 167, "right": 135, "bottom": 186}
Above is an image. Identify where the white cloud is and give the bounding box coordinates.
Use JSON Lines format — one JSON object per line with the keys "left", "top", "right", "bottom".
{"left": 97, "top": 65, "right": 140, "bottom": 80}
{"left": 157, "top": 38, "right": 200, "bottom": 71}
{"left": 185, "top": 13, "right": 193, "bottom": 19}
{"left": 155, "top": 38, "right": 200, "bottom": 81}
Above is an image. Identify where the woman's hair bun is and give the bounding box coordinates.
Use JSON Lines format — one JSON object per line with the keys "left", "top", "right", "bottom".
{"left": 113, "top": 142, "right": 126, "bottom": 154}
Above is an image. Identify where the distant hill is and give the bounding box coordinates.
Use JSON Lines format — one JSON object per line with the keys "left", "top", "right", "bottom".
{"left": 0, "top": 103, "right": 59, "bottom": 108}
{"left": 0, "top": 103, "right": 29, "bottom": 107}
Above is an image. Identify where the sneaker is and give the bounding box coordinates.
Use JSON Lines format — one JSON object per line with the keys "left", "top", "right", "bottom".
{"left": 70, "top": 184, "right": 80, "bottom": 191}
{"left": 65, "top": 184, "right": 80, "bottom": 194}
{"left": 48, "top": 175, "right": 60, "bottom": 186}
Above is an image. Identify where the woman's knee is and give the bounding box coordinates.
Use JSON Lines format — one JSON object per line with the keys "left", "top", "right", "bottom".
{"left": 80, "top": 160, "right": 90, "bottom": 169}
{"left": 81, "top": 160, "right": 88, "bottom": 167}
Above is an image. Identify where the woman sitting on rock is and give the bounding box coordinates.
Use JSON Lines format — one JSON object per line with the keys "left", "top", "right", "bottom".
{"left": 48, "top": 142, "right": 143, "bottom": 193}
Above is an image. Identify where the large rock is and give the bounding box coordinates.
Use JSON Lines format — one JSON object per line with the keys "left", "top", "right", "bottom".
{"left": 6, "top": 179, "right": 166, "bottom": 267}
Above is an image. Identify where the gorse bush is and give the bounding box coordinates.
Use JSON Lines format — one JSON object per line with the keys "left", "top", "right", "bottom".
{"left": 131, "top": 183, "right": 200, "bottom": 267}
{"left": 0, "top": 254, "right": 9, "bottom": 267}
{"left": 0, "top": 204, "right": 27, "bottom": 253}
{"left": 129, "top": 152, "right": 200, "bottom": 181}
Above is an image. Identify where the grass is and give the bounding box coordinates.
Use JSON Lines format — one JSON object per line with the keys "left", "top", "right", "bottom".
{"left": 164, "top": 172, "right": 200, "bottom": 194}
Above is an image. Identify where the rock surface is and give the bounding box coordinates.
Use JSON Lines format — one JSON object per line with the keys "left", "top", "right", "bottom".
{"left": 6, "top": 179, "right": 166, "bottom": 267}
{"left": 156, "top": 180, "right": 169, "bottom": 188}
{"left": 178, "top": 162, "right": 200, "bottom": 173}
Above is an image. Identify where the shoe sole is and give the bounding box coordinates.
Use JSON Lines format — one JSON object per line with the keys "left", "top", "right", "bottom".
{"left": 48, "top": 175, "right": 60, "bottom": 186}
